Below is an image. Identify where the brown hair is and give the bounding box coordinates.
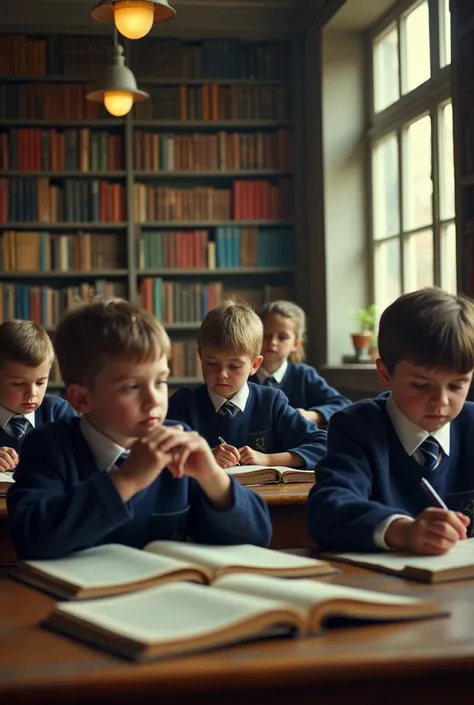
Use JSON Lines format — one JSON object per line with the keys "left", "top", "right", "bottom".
{"left": 54, "top": 298, "right": 171, "bottom": 387}
{"left": 378, "top": 287, "right": 474, "bottom": 374}
{"left": 0, "top": 320, "right": 54, "bottom": 368}
{"left": 261, "top": 300, "right": 306, "bottom": 363}
{"left": 198, "top": 300, "right": 263, "bottom": 360}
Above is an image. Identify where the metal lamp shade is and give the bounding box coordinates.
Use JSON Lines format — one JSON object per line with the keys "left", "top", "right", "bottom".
{"left": 91, "top": 0, "right": 176, "bottom": 24}
{"left": 86, "top": 44, "right": 149, "bottom": 104}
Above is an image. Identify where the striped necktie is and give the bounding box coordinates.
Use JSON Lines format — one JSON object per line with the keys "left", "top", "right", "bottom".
{"left": 263, "top": 376, "right": 277, "bottom": 387}
{"left": 419, "top": 437, "right": 442, "bottom": 470}
{"left": 9, "top": 415, "right": 30, "bottom": 439}
{"left": 114, "top": 451, "right": 130, "bottom": 468}
{"left": 218, "top": 401, "right": 236, "bottom": 417}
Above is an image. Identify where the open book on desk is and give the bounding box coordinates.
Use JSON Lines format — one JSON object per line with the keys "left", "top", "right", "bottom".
{"left": 328, "top": 537, "right": 474, "bottom": 583}
{"left": 13, "top": 541, "right": 336, "bottom": 600}
{"left": 44, "top": 573, "right": 445, "bottom": 661}
{"left": 227, "top": 465, "right": 315, "bottom": 486}
{"left": 0, "top": 471, "right": 14, "bottom": 497}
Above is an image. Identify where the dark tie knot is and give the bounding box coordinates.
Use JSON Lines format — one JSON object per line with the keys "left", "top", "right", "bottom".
{"left": 263, "top": 376, "right": 277, "bottom": 387}
{"left": 419, "top": 437, "right": 441, "bottom": 470}
{"left": 218, "top": 401, "right": 235, "bottom": 417}
{"left": 9, "top": 415, "right": 29, "bottom": 439}
{"left": 114, "top": 451, "right": 130, "bottom": 468}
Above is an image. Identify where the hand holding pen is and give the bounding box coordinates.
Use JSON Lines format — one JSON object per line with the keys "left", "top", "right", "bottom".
{"left": 212, "top": 436, "right": 241, "bottom": 469}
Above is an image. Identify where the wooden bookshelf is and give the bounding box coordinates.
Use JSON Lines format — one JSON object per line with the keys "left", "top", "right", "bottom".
{"left": 0, "top": 33, "right": 296, "bottom": 387}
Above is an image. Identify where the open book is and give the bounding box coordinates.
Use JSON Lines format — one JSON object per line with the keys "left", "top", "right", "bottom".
{"left": 0, "top": 471, "right": 14, "bottom": 497}
{"left": 13, "top": 541, "right": 336, "bottom": 600}
{"left": 44, "top": 573, "right": 444, "bottom": 661}
{"left": 227, "top": 465, "right": 315, "bottom": 485}
{"left": 328, "top": 537, "right": 474, "bottom": 583}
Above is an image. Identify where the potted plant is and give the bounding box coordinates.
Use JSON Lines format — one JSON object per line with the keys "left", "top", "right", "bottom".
{"left": 351, "top": 304, "right": 377, "bottom": 361}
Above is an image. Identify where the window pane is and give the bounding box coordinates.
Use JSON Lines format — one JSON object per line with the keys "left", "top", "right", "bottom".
{"left": 441, "top": 222, "right": 457, "bottom": 293}
{"left": 373, "top": 24, "right": 399, "bottom": 113}
{"left": 403, "top": 114, "right": 432, "bottom": 229}
{"left": 440, "top": 0, "right": 451, "bottom": 67}
{"left": 439, "top": 101, "right": 455, "bottom": 220}
{"left": 403, "top": 229, "right": 434, "bottom": 291}
{"left": 402, "top": 1, "right": 431, "bottom": 94}
{"left": 372, "top": 133, "right": 400, "bottom": 239}
{"left": 374, "top": 239, "right": 401, "bottom": 313}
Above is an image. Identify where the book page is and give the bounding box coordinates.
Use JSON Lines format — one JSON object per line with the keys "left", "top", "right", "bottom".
{"left": 333, "top": 537, "right": 474, "bottom": 573}
{"left": 52, "top": 582, "right": 300, "bottom": 644}
{"left": 145, "top": 541, "right": 328, "bottom": 573}
{"left": 0, "top": 471, "right": 14, "bottom": 483}
{"left": 214, "top": 573, "right": 429, "bottom": 610}
{"left": 22, "top": 543, "right": 195, "bottom": 588}
{"left": 227, "top": 465, "right": 291, "bottom": 475}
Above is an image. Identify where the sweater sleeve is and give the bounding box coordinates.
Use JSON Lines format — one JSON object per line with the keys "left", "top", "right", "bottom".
{"left": 303, "top": 367, "right": 351, "bottom": 421}
{"left": 273, "top": 391, "right": 327, "bottom": 468}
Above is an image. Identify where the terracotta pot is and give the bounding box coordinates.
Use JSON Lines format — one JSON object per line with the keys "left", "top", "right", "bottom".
{"left": 351, "top": 331, "right": 372, "bottom": 360}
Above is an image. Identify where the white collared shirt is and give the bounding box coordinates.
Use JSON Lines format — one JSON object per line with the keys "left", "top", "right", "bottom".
{"left": 374, "top": 393, "right": 451, "bottom": 549}
{"left": 207, "top": 383, "right": 250, "bottom": 416}
{"left": 0, "top": 404, "right": 36, "bottom": 437}
{"left": 79, "top": 416, "right": 128, "bottom": 473}
{"left": 256, "top": 359, "right": 288, "bottom": 385}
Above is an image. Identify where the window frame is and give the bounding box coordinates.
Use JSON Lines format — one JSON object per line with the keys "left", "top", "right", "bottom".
{"left": 366, "top": 0, "right": 452, "bottom": 306}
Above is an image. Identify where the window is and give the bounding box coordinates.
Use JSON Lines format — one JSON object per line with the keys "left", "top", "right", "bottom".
{"left": 369, "top": 0, "right": 454, "bottom": 314}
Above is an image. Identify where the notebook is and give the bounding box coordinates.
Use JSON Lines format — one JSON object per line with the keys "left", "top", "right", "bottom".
{"left": 227, "top": 465, "right": 315, "bottom": 485}
{"left": 328, "top": 537, "right": 474, "bottom": 583}
{"left": 44, "top": 573, "right": 444, "bottom": 661}
{"left": 13, "top": 541, "right": 336, "bottom": 599}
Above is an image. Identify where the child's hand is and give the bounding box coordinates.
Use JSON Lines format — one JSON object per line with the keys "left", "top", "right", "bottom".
{"left": 111, "top": 425, "right": 185, "bottom": 500}
{"left": 385, "top": 508, "right": 470, "bottom": 555}
{"left": 297, "top": 408, "right": 322, "bottom": 423}
{"left": 238, "top": 446, "right": 269, "bottom": 466}
{"left": 0, "top": 447, "right": 19, "bottom": 472}
{"left": 212, "top": 443, "right": 240, "bottom": 468}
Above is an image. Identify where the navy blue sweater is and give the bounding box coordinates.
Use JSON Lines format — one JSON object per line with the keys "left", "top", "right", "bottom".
{"left": 0, "top": 394, "right": 77, "bottom": 452}
{"left": 7, "top": 417, "right": 272, "bottom": 560}
{"left": 250, "top": 363, "right": 351, "bottom": 421}
{"left": 167, "top": 382, "right": 327, "bottom": 468}
{"left": 307, "top": 394, "right": 474, "bottom": 552}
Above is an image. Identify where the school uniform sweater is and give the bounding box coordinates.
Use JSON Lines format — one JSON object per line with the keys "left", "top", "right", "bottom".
{"left": 167, "top": 382, "right": 327, "bottom": 468}
{"left": 0, "top": 394, "right": 77, "bottom": 452}
{"left": 307, "top": 394, "right": 474, "bottom": 552}
{"left": 7, "top": 417, "right": 272, "bottom": 560}
{"left": 250, "top": 362, "right": 351, "bottom": 421}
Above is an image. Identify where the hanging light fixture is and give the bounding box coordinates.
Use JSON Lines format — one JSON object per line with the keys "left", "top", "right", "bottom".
{"left": 86, "top": 37, "right": 149, "bottom": 117}
{"left": 91, "top": 0, "right": 176, "bottom": 40}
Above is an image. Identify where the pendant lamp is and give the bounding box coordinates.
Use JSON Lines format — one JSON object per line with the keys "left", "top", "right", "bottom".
{"left": 91, "top": 0, "right": 176, "bottom": 40}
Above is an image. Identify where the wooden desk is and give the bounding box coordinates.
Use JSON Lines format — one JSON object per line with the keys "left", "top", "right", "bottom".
{"left": 255, "top": 482, "right": 312, "bottom": 550}
{"left": 0, "top": 496, "right": 16, "bottom": 564}
{"left": 2, "top": 563, "right": 474, "bottom": 705}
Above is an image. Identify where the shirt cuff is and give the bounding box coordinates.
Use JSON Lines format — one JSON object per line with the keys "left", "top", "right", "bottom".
{"left": 374, "top": 513, "right": 411, "bottom": 550}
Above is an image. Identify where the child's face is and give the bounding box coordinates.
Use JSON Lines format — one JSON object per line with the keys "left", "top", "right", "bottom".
{"left": 0, "top": 359, "right": 51, "bottom": 415}
{"left": 262, "top": 314, "right": 300, "bottom": 369}
{"left": 70, "top": 354, "right": 170, "bottom": 448}
{"left": 376, "top": 359, "right": 473, "bottom": 432}
{"left": 199, "top": 346, "right": 262, "bottom": 399}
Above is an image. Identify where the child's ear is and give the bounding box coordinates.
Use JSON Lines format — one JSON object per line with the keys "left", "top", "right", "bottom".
{"left": 293, "top": 338, "right": 302, "bottom": 352}
{"left": 66, "top": 384, "right": 92, "bottom": 414}
{"left": 250, "top": 355, "right": 264, "bottom": 376}
{"left": 375, "top": 358, "right": 391, "bottom": 388}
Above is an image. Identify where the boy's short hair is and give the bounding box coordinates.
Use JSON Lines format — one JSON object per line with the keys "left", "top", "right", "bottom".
{"left": 0, "top": 320, "right": 54, "bottom": 369}
{"left": 198, "top": 300, "right": 263, "bottom": 360}
{"left": 54, "top": 298, "right": 171, "bottom": 387}
{"left": 378, "top": 287, "right": 474, "bottom": 374}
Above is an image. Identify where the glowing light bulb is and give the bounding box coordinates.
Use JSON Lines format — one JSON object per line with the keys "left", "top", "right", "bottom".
{"left": 104, "top": 90, "right": 134, "bottom": 116}
{"left": 114, "top": 1, "right": 154, "bottom": 40}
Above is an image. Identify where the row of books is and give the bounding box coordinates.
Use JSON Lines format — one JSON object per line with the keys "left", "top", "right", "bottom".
{"left": 0, "top": 83, "right": 102, "bottom": 120}
{"left": 133, "top": 179, "right": 293, "bottom": 222}
{"left": 136, "top": 227, "right": 293, "bottom": 269}
{"left": 134, "top": 85, "right": 289, "bottom": 122}
{"left": 0, "top": 128, "right": 123, "bottom": 172}
{"left": 0, "top": 177, "right": 125, "bottom": 223}
{"left": 0, "top": 280, "right": 292, "bottom": 325}
{"left": 0, "top": 35, "right": 289, "bottom": 81}
{"left": 169, "top": 340, "right": 201, "bottom": 379}
{"left": 133, "top": 129, "right": 292, "bottom": 172}
{"left": 139, "top": 278, "right": 292, "bottom": 324}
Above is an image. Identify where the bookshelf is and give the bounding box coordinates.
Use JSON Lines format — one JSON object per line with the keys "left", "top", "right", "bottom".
{"left": 0, "top": 33, "right": 296, "bottom": 389}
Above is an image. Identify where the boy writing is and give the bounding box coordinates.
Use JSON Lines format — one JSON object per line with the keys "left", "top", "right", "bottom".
{"left": 0, "top": 319, "right": 76, "bottom": 473}
{"left": 308, "top": 288, "right": 474, "bottom": 555}
{"left": 7, "top": 299, "right": 272, "bottom": 559}
{"left": 167, "top": 301, "right": 327, "bottom": 469}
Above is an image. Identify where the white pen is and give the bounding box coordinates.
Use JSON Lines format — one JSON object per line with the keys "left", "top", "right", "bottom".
{"left": 420, "top": 477, "right": 448, "bottom": 509}
{"left": 218, "top": 436, "right": 241, "bottom": 466}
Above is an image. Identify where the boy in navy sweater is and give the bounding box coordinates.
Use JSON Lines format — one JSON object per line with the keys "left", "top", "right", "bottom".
{"left": 7, "top": 299, "right": 272, "bottom": 559}
{"left": 167, "top": 301, "right": 326, "bottom": 469}
{"left": 250, "top": 300, "right": 350, "bottom": 424}
{"left": 0, "top": 320, "right": 75, "bottom": 473}
{"left": 308, "top": 287, "right": 474, "bottom": 556}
